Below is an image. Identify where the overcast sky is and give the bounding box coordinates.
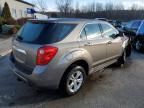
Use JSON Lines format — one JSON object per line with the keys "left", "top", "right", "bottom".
{"left": 24, "top": 0, "right": 144, "bottom": 11}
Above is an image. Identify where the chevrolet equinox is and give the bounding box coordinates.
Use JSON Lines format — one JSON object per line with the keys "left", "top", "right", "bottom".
{"left": 10, "top": 18, "right": 131, "bottom": 96}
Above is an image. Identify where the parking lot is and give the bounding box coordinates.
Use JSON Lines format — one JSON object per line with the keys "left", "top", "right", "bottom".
{"left": 0, "top": 51, "right": 144, "bottom": 108}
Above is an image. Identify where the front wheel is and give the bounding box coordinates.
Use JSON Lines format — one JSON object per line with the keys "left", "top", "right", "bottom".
{"left": 117, "top": 50, "right": 126, "bottom": 66}
{"left": 126, "top": 44, "right": 132, "bottom": 57}
{"left": 60, "top": 65, "right": 86, "bottom": 96}
{"left": 135, "top": 40, "right": 142, "bottom": 51}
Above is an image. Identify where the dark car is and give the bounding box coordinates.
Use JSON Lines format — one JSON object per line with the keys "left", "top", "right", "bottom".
{"left": 123, "top": 20, "right": 141, "bottom": 34}
{"left": 123, "top": 20, "right": 144, "bottom": 51}
{"left": 134, "top": 21, "right": 144, "bottom": 51}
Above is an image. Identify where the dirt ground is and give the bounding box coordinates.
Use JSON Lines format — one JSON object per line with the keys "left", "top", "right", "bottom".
{"left": 0, "top": 51, "right": 144, "bottom": 108}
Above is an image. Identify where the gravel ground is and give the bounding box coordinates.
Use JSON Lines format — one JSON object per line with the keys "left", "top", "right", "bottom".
{"left": 0, "top": 51, "right": 144, "bottom": 108}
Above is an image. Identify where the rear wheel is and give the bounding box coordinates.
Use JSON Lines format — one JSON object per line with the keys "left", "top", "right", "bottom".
{"left": 60, "top": 65, "right": 86, "bottom": 96}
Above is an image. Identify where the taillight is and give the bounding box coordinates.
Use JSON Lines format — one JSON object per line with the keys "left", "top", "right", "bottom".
{"left": 36, "top": 46, "right": 58, "bottom": 65}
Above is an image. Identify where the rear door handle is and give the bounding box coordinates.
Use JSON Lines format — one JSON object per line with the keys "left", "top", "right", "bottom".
{"left": 107, "top": 41, "right": 112, "bottom": 44}
{"left": 84, "top": 42, "right": 91, "bottom": 46}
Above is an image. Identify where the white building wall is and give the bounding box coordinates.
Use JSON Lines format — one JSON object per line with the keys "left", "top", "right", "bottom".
{"left": 0, "top": 0, "right": 34, "bottom": 19}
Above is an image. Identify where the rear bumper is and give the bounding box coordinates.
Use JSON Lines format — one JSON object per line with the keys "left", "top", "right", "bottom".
{"left": 10, "top": 60, "right": 61, "bottom": 90}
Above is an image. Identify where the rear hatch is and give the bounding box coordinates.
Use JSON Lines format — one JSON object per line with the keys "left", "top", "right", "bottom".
{"left": 12, "top": 40, "right": 39, "bottom": 74}
{"left": 11, "top": 20, "right": 76, "bottom": 74}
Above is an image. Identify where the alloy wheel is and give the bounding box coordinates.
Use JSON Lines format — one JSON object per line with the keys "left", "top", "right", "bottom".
{"left": 67, "top": 70, "right": 84, "bottom": 93}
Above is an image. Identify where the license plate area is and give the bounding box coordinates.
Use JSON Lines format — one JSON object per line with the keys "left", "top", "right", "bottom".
{"left": 12, "top": 46, "right": 26, "bottom": 64}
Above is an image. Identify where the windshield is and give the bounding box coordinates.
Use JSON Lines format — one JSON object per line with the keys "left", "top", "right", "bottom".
{"left": 137, "top": 21, "right": 144, "bottom": 36}
{"left": 125, "top": 21, "right": 133, "bottom": 29}
{"left": 16, "top": 21, "right": 77, "bottom": 44}
{"left": 131, "top": 21, "right": 141, "bottom": 30}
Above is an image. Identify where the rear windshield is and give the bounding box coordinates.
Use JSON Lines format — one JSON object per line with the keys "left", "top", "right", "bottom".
{"left": 16, "top": 21, "right": 76, "bottom": 44}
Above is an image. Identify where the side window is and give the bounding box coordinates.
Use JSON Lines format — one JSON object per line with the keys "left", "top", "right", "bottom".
{"left": 101, "top": 23, "right": 119, "bottom": 38}
{"left": 85, "top": 24, "right": 102, "bottom": 40}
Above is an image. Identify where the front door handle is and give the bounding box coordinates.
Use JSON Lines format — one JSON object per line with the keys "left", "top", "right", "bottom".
{"left": 107, "top": 41, "right": 112, "bottom": 44}
{"left": 84, "top": 42, "right": 91, "bottom": 46}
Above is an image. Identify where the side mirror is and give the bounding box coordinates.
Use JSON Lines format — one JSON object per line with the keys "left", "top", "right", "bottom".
{"left": 119, "top": 31, "right": 124, "bottom": 37}
{"left": 122, "top": 26, "right": 127, "bottom": 31}
{"left": 111, "top": 31, "right": 123, "bottom": 39}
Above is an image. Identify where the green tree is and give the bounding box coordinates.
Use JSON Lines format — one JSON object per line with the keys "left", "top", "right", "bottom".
{"left": 1, "top": 2, "right": 12, "bottom": 19}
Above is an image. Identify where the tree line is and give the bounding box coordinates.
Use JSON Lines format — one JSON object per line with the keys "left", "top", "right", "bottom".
{"left": 51, "top": 0, "right": 144, "bottom": 21}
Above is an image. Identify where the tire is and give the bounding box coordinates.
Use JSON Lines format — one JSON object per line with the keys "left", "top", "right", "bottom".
{"left": 117, "top": 49, "right": 126, "bottom": 66}
{"left": 59, "top": 65, "right": 86, "bottom": 96}
{"left": 126, "top": 44, "right": 132, "bottom": 57}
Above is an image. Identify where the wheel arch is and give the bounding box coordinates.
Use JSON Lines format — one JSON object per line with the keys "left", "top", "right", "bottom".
{"left": 59, "top": 59, "right": 89, "bottom": 88}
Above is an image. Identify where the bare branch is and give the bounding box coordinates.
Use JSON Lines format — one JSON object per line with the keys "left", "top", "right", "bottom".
{"left": 33, "top": 0, "right": 47, "bottom": 12}
{"left": 56, "top": 0, "right": 73, "bottom": 16}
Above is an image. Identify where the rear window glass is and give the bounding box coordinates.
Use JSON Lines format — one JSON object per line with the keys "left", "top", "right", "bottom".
{"left": 16, "top": 22, "right": 76, "bottom": 44}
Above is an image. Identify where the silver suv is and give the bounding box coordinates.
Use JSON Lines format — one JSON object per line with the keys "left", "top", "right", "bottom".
{"left": 10, "top": 18, "right": 131, "bottom": 96}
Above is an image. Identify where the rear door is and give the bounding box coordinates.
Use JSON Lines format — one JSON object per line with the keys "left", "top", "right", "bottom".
{"left": 79, "top": 23, "right": 107, "bottom": 67}
{"left": 100, "top": 23, "right": 122, "bottom": 60}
